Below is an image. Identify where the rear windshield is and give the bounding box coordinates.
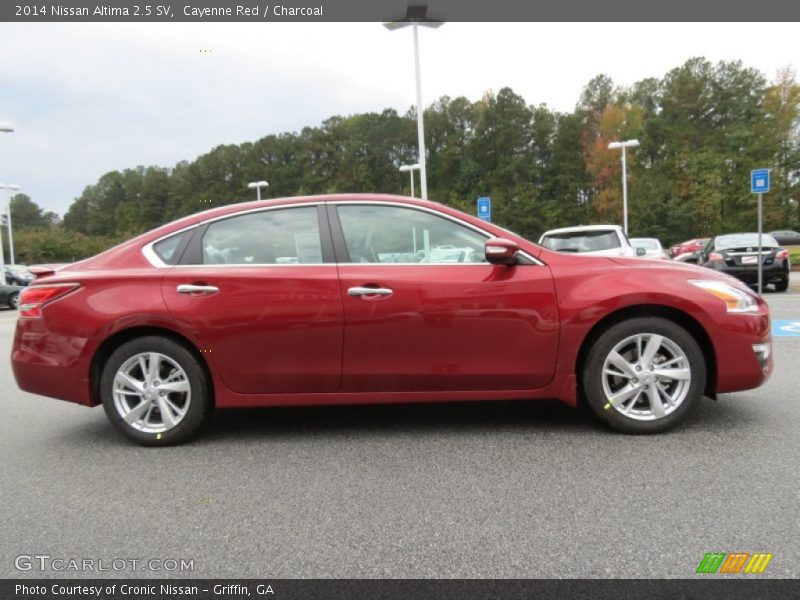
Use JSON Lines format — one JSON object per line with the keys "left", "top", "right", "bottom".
{"left": 716, "top": 234, "right": 778, "bottom": 250}
{"left": 541, "top": 230, "right": 620, "bottom": 252}
{"left": 632, "top": 239, "right": 659, "bottom": 250}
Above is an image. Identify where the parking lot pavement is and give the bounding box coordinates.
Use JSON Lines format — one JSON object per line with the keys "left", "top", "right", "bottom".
{"left": 0, "top": 306, "right": 798, "bottom": 579}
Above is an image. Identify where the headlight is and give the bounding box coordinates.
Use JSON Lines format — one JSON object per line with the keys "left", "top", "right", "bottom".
{"left": 688, "top": 279, "right": 758, "bottom": 313}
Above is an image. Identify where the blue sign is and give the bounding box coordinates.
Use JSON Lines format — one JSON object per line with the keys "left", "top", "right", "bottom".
{"left": 477, "top": 196, "right": 491, "bottom": 222}
{"left": 772, "top": 320, "right": 800, "bottom": 337}
{"left": 751, "top": 169, "right": 770, "bottom": 194}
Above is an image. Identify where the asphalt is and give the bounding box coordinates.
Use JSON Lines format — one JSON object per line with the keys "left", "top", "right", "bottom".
{"left": 0, "top": 283, "right": 798, "bottom": 579}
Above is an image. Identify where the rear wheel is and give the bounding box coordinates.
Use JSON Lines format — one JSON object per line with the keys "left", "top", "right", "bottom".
{"left": 774, "top": 278, "right": 789, "bottom": 292}
{"left": 582, "top": 317, "right": 706, "bottom": 434}
{"left": 7, "top": 292, "right": 19, "bottom": 310}
{"left": 100, "top": 336, "right": 212, "bottom": 445}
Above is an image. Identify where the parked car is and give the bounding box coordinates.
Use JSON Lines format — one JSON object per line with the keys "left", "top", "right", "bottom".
{"left": 698, "top": 232, "right": 790, "bottom": 291}
{"left": 3, "top": 265, "right": 36, "bottom": 286}
{"left": 12, "top": 195, "right": 772, "bottom": 445}
{"left": 630, "top": 238, "right": 669, "bottom": 260}
{"left": 768, "top": 230, "right": 800, "bottom": 246}
{"left": 538, "top": 225, "right": 640, "bottom": 257}
{"left": 1, "top": 283, "right": 23, "bottom": 310}
{"left": 669, "top": 238, "right": 709, "bottom": 259}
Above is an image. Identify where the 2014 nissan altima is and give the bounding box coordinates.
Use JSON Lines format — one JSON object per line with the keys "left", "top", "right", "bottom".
{"left": 11, "top": 195, "right": 773, "bottom": 445}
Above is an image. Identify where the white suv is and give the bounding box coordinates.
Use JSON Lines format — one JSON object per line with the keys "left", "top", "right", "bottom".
{"left": 538, "top": 225, "right": 639, "bottom": 258}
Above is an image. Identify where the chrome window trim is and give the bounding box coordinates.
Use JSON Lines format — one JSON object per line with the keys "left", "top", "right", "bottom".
{"left": 141, "top": 199, "right": 543, "bottom": 268}
{"left": 331, "top": 200, "right": 543, "bottom": 266}
{"left": 142, "top": 203, "right": 324, "bottom": 268}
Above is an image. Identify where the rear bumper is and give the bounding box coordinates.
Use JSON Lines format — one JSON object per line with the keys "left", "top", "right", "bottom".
{"left": 11, "top": 317, "right": 94, "bottom": 406}
{"left": 711, "top": 263, "right": 789, "bottom": 284}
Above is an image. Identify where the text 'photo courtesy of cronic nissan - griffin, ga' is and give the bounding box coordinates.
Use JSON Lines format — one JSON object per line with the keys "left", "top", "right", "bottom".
{"left": 11, "top": 194, "right": 772, "bottom": 445}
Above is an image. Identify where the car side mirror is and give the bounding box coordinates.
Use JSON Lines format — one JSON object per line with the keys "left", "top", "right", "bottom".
{"left": 485, "top": 238, "right": 519, "bottom": 265}
{"left": 636, "top": 247, "right": 646, "bottom": 256}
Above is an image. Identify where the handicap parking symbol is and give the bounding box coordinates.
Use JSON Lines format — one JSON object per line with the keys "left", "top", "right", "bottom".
{"left": 771, "top": 320, "right": 800, "bottom": 337}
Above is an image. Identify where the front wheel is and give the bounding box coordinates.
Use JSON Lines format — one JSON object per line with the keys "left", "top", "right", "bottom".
{"left": 100, "top": 336, "right": 213, "bottom": 445}
{"left": 774, "top": 278, "right": 789, "bottom": 292}
{"left": 8, "top": 292, "right": 19, "bottom": 310}
{"left": 582, "top": 317, "right": 706, "bottom": 434}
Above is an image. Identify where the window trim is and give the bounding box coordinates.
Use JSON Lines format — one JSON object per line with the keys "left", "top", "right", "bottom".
{"left": 327, "top": 201, "right": 541, "bottom": 266}
{"left": 142, "top": 203, "right": 335, "bottom": 268}
{"left": 142, "top": 200, "right": 542, "bottom": 268}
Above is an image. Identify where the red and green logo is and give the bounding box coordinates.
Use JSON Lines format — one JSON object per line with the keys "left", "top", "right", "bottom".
{"left": 696, "top": 552, "right": 773, "bottom": 574}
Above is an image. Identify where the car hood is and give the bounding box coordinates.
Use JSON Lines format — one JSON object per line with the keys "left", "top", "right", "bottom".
{"left": 606, "top": 256, "right": 746, "bottom": 284}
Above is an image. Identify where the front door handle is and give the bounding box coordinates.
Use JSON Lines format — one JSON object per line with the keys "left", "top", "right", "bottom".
{"left": 177, "top": 284, "right": 219, "bottom": 294}
{"left": 348, "top": 286, "right": 393, "bottom": 297}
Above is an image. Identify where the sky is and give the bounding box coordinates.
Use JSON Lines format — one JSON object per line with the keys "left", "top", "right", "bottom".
{"left": 0, "top": 22, "right": 798, "bottom": 217}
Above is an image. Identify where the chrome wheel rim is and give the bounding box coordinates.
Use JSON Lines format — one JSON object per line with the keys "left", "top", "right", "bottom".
{"left": 112, "top": 352, "right": 191, "bottom": 433}
{"left": 601, "top": 333, "right": 691, "bottom": 421}
{"left": 9, "top": 293, "right": 19, "bottom": 309}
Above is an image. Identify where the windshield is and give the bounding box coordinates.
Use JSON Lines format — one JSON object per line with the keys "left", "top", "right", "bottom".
{"left": 541, "top": 230, "right": 621, "bottom": 252}
{"left": 7, "top": 265, "right": 33, "bottom": 277}
{"left": 716, "top": 233, "right": 778, "bottom": 250}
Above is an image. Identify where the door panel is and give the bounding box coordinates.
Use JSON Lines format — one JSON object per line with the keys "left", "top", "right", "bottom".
{"left": 338, "top": 264, "right": 559, "bottom": 392}
{"left": 162, "top": 266, "right": 343, "bottom": 394}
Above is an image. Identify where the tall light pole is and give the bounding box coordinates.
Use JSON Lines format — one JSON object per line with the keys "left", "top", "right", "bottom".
{"left": 608, "top": 139, "right": 640, "bottom": 235}
{"left": 0, "top": 122, "right": 13, "bottom": 284}
{"left": 1, "top": 184, "right": 21, "bottom": 265}
{"left": 385, "top": 6, "right": 443, "bottom": 200}
{"left": 247, "top": 180, "right": 269, "bottom": 201}
{"left": 399, "top": 163, "right": 420, "bottom": 198}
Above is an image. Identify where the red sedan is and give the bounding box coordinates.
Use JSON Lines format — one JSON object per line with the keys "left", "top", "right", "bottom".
{"left": 12, "top": 195, "right": 772, "bottom": 445}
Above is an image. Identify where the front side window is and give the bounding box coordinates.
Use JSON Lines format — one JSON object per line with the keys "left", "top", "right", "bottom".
{"left": 201, "top": 206, "right": 323, "bottom": 265}
{"left": 337, "top": 205, "right": 488, "bottom": 264}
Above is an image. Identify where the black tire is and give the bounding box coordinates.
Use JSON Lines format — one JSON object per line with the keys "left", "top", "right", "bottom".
{"left": 100, "top": 336, "right": 213, "bottom": 446}
{"left": 774, "top": 278, "right": 789, "bottom": 292}
{"left": 582, "top": 317, "right": 706, "bottom": 434}
{"left": 8, "top": 292, "right": 19, "bottom": 310}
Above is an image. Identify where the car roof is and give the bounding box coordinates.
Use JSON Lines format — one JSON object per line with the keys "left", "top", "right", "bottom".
{"left": 541, "top": 224, "right": 623, "bottom": 236}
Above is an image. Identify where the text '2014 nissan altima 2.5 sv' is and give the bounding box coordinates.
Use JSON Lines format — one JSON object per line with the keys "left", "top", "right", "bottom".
{"left": 11, "top": 195, "right": 773, "bottom": 445}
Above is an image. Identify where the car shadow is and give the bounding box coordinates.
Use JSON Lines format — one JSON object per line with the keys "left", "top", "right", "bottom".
{"left": 198, "top": 399, "right": 601, "bottom": 444}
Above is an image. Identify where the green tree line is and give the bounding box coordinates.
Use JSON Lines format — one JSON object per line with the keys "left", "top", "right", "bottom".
{"left": 8, "top": 57, "right": 800, "bottom": 264}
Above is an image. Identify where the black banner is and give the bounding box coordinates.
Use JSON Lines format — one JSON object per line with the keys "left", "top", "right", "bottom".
{"left": 3, "top": 579, "right": 800, "bottom": 600}
{"left": 2, "top": 0, "right": 800, "bottom": 22}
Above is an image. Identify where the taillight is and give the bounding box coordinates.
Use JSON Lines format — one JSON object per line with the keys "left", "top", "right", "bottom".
{"left": 19, "top": 284, "right": 80, "bottom": 318}
{"left": 776, "top": 249, "right": 788, "bottom": 259}
{"left": 709, "top": 252, "right": 724, "bottom": 261}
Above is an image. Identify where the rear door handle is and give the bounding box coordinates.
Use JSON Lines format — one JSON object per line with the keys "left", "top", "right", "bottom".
{"left": 177, "top": 284, "right": 219, "bottom": 294}
{"left": 348, "top": 286, "right": 393, "bottom": 297}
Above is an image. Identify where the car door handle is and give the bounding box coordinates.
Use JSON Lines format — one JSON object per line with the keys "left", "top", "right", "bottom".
{"left": 177, "top": 284, "right": 219, "bottom": 294}
{"left": 347, "top": 286, "right": 393, "bottom": 297}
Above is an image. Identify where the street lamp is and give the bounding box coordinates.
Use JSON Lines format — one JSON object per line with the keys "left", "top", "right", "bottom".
{"left": 247, "top": 180, "right": 269, "bottom": 201}
{"left": 607, "top": 139, "right": 640, "bottom": 235}
{"left": 399, "top": 163, "right": 420, "bottom": 198}
{"left": 1, "top": 184, "right": 21, "bottom": 266}
{"left": 385, "top": 6, "right": 443, "bottom": 200}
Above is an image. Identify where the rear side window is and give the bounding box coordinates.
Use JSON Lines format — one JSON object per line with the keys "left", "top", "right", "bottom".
{"left": 201, "top": 206, "right": 323, "bottom": 265}
{"left": 153, "top": 230, "right": 191, "bottom": 265}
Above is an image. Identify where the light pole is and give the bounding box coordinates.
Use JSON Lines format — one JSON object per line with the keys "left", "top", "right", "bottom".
{"left": 399, "top": 163, "right": 420, "bottom": 198}
{"left": 0, "top": 184, "right": 20, "bottom": 265}
{"left": 385, "top": 6, "right": 443, "bottom": 200}
{"left": 0, "top": 122, "right": 13, "bottom": 284}
{"left": 608, "top": 139, "right": 640, "bottom": 235}
{"left": 247, "top": 180, "right": 269, "bottom": 201}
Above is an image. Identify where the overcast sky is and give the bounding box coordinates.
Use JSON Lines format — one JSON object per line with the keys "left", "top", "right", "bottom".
{"left": 0, "top": 22, "right": 798, "bottom": 216}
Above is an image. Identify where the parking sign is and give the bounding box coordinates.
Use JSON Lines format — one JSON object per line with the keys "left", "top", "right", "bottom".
{"left": 477, "top": 196, "right": 491, "bottom": 222}
{"left": 751, "top": 169, "right": 769, "bottom": 194}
